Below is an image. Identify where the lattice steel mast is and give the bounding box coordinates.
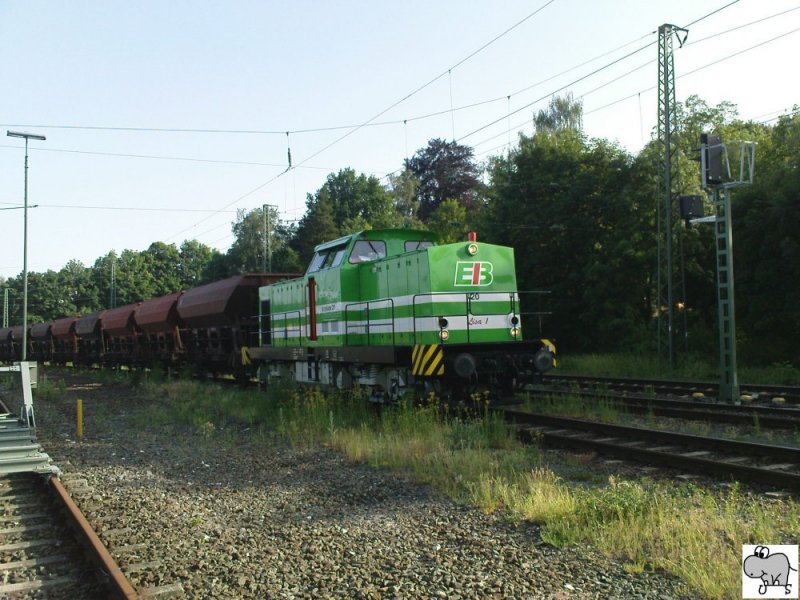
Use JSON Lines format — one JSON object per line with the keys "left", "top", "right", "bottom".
{"left": 656, "top": 23, "right": 688, "bottom": 370}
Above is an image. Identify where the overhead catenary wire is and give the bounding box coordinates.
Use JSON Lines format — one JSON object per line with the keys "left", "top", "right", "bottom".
{"left": 3, "top": 2, "right": 777, "bottom": 176}
{"left": 583, "top": 24, "right": 800, "bottom": 118}
{"left": 0, "top": 144, "right": 344, "bottom": 170}
{"left": 4, "top": 0, "right": 769, "bottom": 263}
{"left": 472, "top": 14, "right": 800, "bottom": 154}
{"left": 464, "top": 1, "right": 778, "bottom": 146}
{"left": 458, "top": 1, "right": 761, "bottom": 144}
{"left": 456, "top": 39, "right": 657, "bottom": 142}
{"left": 0, "top": 201, "right": 237, "bottom": 214}
{"left": 165, "top": 1, "right": 561, "bottom": 243}
{"left": 0, "top": 1, "right": 752, "bottom": 153}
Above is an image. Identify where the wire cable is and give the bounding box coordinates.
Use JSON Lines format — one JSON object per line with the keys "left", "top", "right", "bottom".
{"left": 165, "top": 1, "right": 560, "bottom": 242}
{"left": 457, "top": 40, "right": 655, "bottom": 142}
{"left": 685, "top": 4, "right": 800, "bottom": 46}
{"left": 0, "top": 201, "right": 237, "bottom": 214}
{"left": 584, "top": 24, "right": 800, "bottom": 118}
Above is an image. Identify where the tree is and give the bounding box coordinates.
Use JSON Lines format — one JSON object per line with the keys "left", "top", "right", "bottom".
{"left": 534, "top": 92, "right": 583, "bottom": 133}
{"left": 291, "top": 194, "right": 340, "bottom": 266}
{"left": 57, "top": 260, "right": 99, "bottom": 316}
{"left": 405, "top": 139, "right": 483, "bottom": 220}
{"left": 387, "top": 168, "right": 422, "bottom": 226}
{"left": 178, "top": 240, "right": 218, "bottom": 287}
{"left": 732, "top": 111, "right": 800, "bottom": 365}
{"left": 426, "top": 199, "right": 468, "bottom": 244}
{"left": 487, "top": 128, "right": 643, "bottom": 352}
{"left": 226, "top": 207, "right": 301, "bottom": 274}
{"left": 291, "top": 169, "right": 402, "bottom": 265}
{"left": 145, "top": 242, "right": 182, "bottom": 296}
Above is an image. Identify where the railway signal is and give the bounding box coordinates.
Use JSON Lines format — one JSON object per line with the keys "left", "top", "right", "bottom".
{"left": 698, "top": 134, "right": 756, "bottom": 404}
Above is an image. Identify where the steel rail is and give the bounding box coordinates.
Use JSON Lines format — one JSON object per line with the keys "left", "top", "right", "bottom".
{"left": 500, "top": 407, "right": 800, "bottom": 490}
{"left": 543, "top": 373, "right": 800, "bottom": 403}
{"left": 50, "top": 476, "right": 139, "bottom": 600}
{"left": 526, "top": 388, "right": 800, "bottom": 429}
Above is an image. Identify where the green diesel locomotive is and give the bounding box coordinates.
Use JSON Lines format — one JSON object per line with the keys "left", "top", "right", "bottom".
{"left": 251, "top": 229, "right": 555, "bottom": 402}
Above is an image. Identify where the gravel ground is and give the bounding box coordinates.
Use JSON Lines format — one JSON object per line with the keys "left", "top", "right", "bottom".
{"left": 29, "top": 374, "right": 691, "bottom": 599}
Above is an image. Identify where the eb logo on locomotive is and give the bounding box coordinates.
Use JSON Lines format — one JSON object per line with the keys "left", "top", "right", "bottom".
{"left": 454, "top": 261, "right": 494, "bottom": 287}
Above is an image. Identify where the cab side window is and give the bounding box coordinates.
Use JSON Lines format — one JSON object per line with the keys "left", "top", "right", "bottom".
{"left": 307, "top": 244, "right": 347, "bottom": 273}
{"left": 307, "top": 252, "right": 327, "bottom": 273}
{"left": 349, "top": 240, "right": 386, "bottom": 264}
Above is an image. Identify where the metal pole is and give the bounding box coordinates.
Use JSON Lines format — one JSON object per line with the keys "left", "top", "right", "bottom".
{"left": 22, "top": 137, "right": 29, "bottom": 361}
{"left": 7, "top": 131, "right": 46, "bottom": 362}
{"left": 268, "top": 208, "right": 272, "bottom": 272}
{"left": 262, "top": 204, "right": 277, "bottom": 272}
{"left": 714, "top": 186, "right": 739, "bottom": 403}
{"left": 262, "top": 204, "right": 267, "bottom": 272}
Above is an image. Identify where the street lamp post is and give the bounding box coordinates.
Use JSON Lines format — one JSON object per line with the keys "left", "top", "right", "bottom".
{"left": 7, "top": 130, "right": 46, "bottom": 361}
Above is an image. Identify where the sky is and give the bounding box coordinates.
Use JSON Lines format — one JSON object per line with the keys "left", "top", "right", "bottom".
{"left": 0, "top": 0, "right": 798, "bottom": 279}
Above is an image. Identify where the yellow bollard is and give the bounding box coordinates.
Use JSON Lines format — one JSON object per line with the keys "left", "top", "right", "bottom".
{"left": 77, "top": 398, "right": 84, "bottom": 439}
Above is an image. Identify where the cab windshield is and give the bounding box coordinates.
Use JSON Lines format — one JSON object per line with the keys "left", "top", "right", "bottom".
{"left": 349, "top": 240, "right": 386, "bottom": 264}
{"left": 307, "top": 245, "right": 347, "bottom": 273}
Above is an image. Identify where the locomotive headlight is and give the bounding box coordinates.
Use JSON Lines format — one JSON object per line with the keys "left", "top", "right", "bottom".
{"left": 439, "top": 329, "right": 450, "bottom": 341}
{"left": 510, "top": 326, "right": 521, "bottom": 338}
{"left": 510, "top": 316, "right": 519, "bottom": 326}
{"left": 438, "top": 317, "right": 449, "bottom": 329}
{"left": 467, "top": 243, "right": 478, "bottom": 256}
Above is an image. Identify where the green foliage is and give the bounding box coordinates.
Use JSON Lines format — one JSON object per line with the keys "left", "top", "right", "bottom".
{"left": 540, "top": 479, "right": 800, "bottom": 599}
{"left": 487, "top": 127, "right": 644, "bottom": 352}
{"left": 533, "top": 91, "right": 583, "bottom": 133}
{"left": 290, "top": 168, "right": 401, "bottom": 265}
{"left": 386, "top": 168, "right": 423, "bottom": 226}
{"left": 225, "top": 207, "right": 300, "bottom": 274}
{"left": 732, "top": 110, "right": 800, "bottom": 365}
{"left": 426, "top": 198, "right": 470, "bottom": 243}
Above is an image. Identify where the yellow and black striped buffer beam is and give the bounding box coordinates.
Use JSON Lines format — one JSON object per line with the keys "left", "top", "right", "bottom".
{"left": 412, "top": 344, "right": 445, "bottom": 377}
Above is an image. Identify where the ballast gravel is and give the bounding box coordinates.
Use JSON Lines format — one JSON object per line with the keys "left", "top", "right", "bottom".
{"left": 32, "top": 376, "right": 690, "bottom": 599}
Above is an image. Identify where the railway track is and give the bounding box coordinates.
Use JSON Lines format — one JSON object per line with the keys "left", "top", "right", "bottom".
{"left": 501, "top": 407, "right": 800, "bottom": 491}
{"left": 1, "top": 472, "right": 137, "bottom": 599}
{"left": 1, "top": 374, "right": 138, "bottom": 600}
{"left": 543, "top": 373, "right": 800, "bottom": 404}
{"left": 526, "top": 388, "right": 800, "bottom": 429}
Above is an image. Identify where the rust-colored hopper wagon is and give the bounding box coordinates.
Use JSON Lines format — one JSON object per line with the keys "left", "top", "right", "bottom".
{"left": 30, "top": 322, "right": 54, "bottom": 363}
{"left": 74, "top": 312, "right": 106, "bottom": 366}
{"left": 176, "top": 274, "right": 292, "bottom": 375}
{"left": 102, "top": 304, "right": 140, "bottom": 365}
{"left": 134, "top": 291, "right": 184, "bottom": 366}
{"left": 51, "top": 317, "right": 78, "bottom": 365}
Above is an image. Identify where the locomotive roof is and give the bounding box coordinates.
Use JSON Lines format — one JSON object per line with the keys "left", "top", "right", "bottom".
{"left": 313, "top": 228, "right": 438, "bottom": 252}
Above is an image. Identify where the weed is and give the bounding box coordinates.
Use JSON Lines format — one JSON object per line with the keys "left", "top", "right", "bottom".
{"left": 34, "top": 377, "right": 67, "bottom": 401}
